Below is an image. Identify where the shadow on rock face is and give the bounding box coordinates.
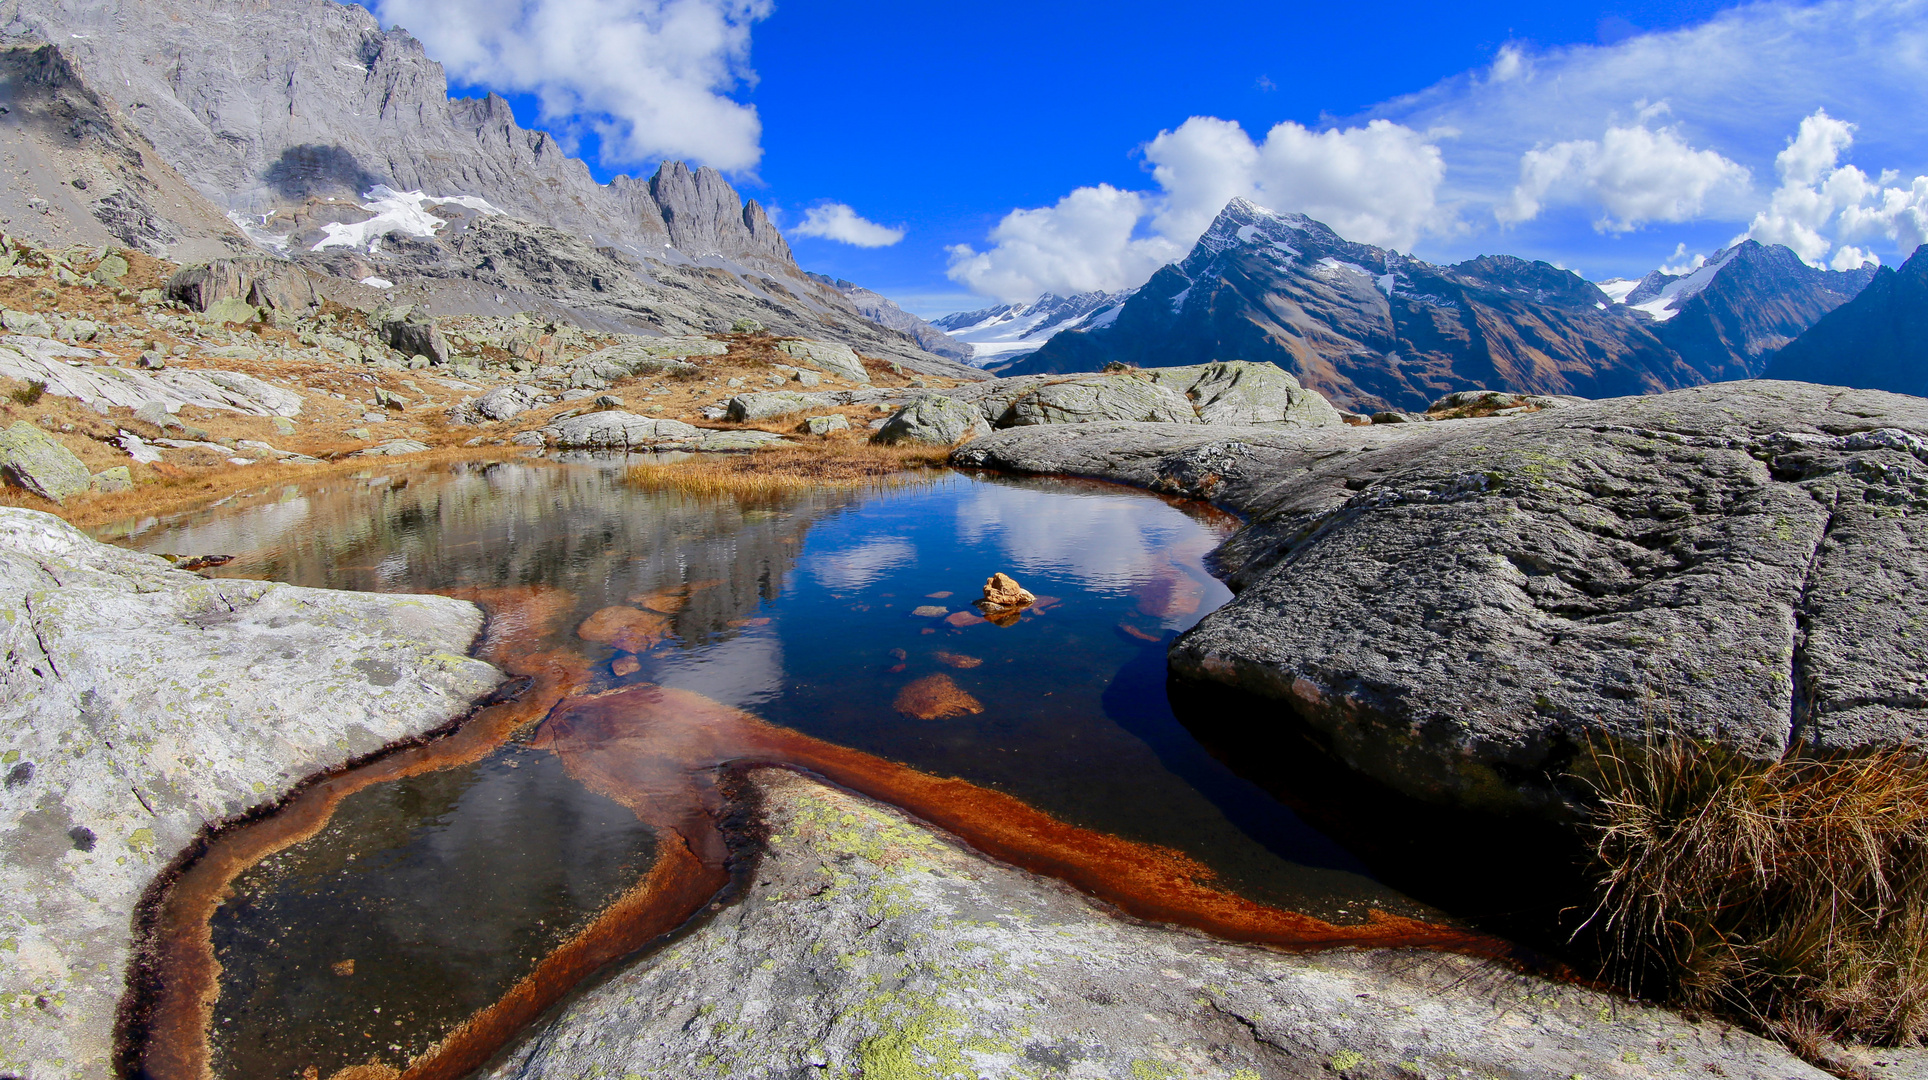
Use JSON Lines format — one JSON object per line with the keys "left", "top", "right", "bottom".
{"left": 1166, "top": 674, "right": 1603, "bottom": 972}
{"left": 263, "top": 143, "right": 383, "bottom": 200}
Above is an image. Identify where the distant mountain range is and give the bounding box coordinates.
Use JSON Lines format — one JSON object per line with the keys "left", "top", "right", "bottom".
{"left": 930, "top": 292, "right": 1129, "bottom": 367}
{"left": 0, "top": 0, "right": 977, "bottom": 376}
{"left": 1765, "top": 244, "right": 1928, "bottom": 395}
{"left": 951, "top": 199, "right": 1879, "bottom": 410}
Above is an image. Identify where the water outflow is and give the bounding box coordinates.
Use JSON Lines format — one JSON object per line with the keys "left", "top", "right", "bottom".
{"left": 108, "top": 461, "right": 1454, "bottom": 1080}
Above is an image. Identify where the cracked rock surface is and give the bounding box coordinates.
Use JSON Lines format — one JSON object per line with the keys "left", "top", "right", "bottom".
{"left": 0, "top": 509, "right": 502, "bottom": 1078}
{"left": 483, "top": 767, "right": 1824, "bottom": 1079}
{"left": 956, "top": 381, "right": 1928, "bottom": 815}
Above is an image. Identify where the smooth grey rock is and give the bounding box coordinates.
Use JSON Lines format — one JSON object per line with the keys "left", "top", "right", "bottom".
{"left": 1371, "top": 410, "right": 1428, "bottom": 423}
{"left": 726, "top": 391, "right": 822, "bottom": 422}
{"left": 0, "top": 509, "right": 501, "bottom": 1078}
{"left": 482, "top": 767, "right": 1826, "bottom": 1080}
{"left": 458, "top": 384, "right": 542, "bottom": 424}
{"left": 775, "top": 339, "right": 869, "bottom": 383}
{"left": 0, "top": 421, "right": 90, "bottom": 502}
{"left": 800, "top": 413, "right": 849, "bottom": 436}
{"left": 352, "top": 438, "right": 430, "bottom": 456}
{"left": 568, "top": 341, "right": 705, "bottom": 381}
{"left": 543, "top": 411, "right": 701, "bottom": 450}
{"left": 89, "top": 465, "right": 131, "bottom": 493}
{"left": 1148, "top": 360, "right": 1345, "bottom": 427}
{"left": 1001, "top": 372, "right": 1199, "bottom": 427}
{"left": 199, "top": 297, "right": 261, "bottom": 325}
{"left": 793, "top": 368, "right": 821, "bottom": 388}
{"left": 873, "top": 395, "right": 991, "bottom": 446}
{"left": 956, "top": 382, "right": 1928, "bottom": 816}
{"left": 696, "top": 429, "right": 786, "bottom": 452}
{"left": 0, "top": 342, "right": 303, "bottom": 417}
{"left": 1, "top": 309, "right": 52, "bottom": 337}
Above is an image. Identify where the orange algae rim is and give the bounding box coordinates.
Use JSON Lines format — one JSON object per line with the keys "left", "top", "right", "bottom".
{"left": 128, "top": 603, "right": 1545, "bottom": 1080}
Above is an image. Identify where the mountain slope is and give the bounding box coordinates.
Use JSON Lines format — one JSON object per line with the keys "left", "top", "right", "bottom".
{"left": 1624, "top": 242, "right": 1877, "bottom": 381}
{"left": 0, "top": 0, "right": 978, "bottom": 376}
{"left": 1764, "top": 244, "right": 1928, "bottom": 395}
{"left": 931, "top": 292, "right": 1128, "bottom": 367}
{"left": 805, "top": 273, "right": 973, "bottom": 362}
{"left": 1006, "top": 199, "right": 1700, "bottom": 411}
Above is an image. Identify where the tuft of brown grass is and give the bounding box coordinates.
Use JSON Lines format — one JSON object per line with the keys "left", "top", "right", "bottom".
{"left": 1583, "top": 735, "right": 1928, "bottom": 1052}
{"left": 625, "top": 439, "right": 948, "bottom": 502}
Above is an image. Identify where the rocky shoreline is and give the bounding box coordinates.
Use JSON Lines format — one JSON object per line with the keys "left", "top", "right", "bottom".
{"left": 0, "top": 509, "right": 503, "bottom": 1077}
{"left": 955, "top": 380, "right": 1928, "bottom": 816}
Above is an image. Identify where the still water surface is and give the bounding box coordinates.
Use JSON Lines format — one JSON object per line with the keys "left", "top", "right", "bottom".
{"left": 110, "top": 460, "right": 1430, "bottom": 1078}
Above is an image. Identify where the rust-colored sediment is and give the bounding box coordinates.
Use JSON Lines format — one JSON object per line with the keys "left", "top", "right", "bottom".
{"left": 136, "top": 587, "right": 591, "bottom": 1080}
{"left": 145, "top": 600, "right": 1517, "bottom": 1080}
{"left": 534, "top": 684, "right": 1511, "bottom": 955}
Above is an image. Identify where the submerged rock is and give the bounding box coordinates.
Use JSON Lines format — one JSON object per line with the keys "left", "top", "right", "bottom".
{"left": 955, "top": 382, "right": 1928, "bottom": 816}
{"left": 0, "top": 509, "right": 502, "bottom": 1077}
{"left": 480, "top": 768, "right": 1826, "bottom": 1079}
{"left": 892, "top": 673, "right": 984, "bottom": 720}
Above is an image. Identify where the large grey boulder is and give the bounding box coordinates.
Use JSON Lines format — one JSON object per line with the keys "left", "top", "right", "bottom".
{"left": 543, "top": 411, "right": 702, "bottom": 449}
{"left": 1001, "top": 371, "right": 1200, "bottom": 426}
{"left": 482, "top": 767, "right": 1823, "bottom": 1080}
{"left": 956, "top": 382, "right": 1928, "bottom": 816}
{"left": 0, "top": 509, "right": 501, "bottom": 1078}
{"left": 726, "top": 391, "right": 825, "bottom": 422}
{"left": 873, "top": 394, "right": 991, "bottom": 446}
{"left": 567, "top": 341, "right": 706, "bottom": 383}
{"left": 1149, "top": 360, "right": 1345, "bottom": 427}
{"left": 0, "top": 421, "right": 91, "bottom": 503}
{"left": 456, "top": 384, "right": 544, "bottom": 424}
{"left": 775, "top": 339, "right": 869, "bottom": 383}
{"left": 164, "top": 257, "right": 317, "bottom": 314}
{"left": 371, "top": 303, "right": 449, "bottom": 366}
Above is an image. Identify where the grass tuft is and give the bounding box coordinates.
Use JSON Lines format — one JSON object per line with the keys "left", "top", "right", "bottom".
{"left": 1583, "top": 735, "right": 1928, "bottom": 1052}
{"left": 625, "top": 439, "right": 948, "bottom": 502}
{"left": 10, "top": 380, "right": 46, "bottom": 406}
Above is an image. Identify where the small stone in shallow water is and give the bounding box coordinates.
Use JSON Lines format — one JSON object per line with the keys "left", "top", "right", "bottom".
{"left": 943, "top": 611, "right": 986, "bottom": 629}
{"left": 909, "top": 605, "right": 948, "bottom": 618}
{"left": 979, "top": 572, "right": 1035, "bottom": 609}
{"left": 332, "top": 959, "right": 355, "bottom": 977}
{"left": 893, "top": 674, "right": 983, "bottom": 720}
{"left": 578, "top": 606, "right": 673, "bottom": 653}
{"left": 611, "top": 654, "right": 641, "bottom": 677}
{"left": 933, "top": 651, "right": 982, "bottom": 669}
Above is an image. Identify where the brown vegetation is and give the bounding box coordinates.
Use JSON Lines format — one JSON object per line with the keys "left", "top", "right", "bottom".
{"left": 624, "top": 439, "right": 948, "bottom": 501}
{"left": 1584, "top": 736, "right": 1928, "bottom": 1056}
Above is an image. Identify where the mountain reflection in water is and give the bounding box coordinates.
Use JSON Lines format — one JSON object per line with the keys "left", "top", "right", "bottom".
{"left": 108, "top": 460, "right": 1458, "bottom": 1080}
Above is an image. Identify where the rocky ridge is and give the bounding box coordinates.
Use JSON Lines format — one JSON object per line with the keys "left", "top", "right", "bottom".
{"left": 1006, "top": 199, "right": 1872, "bottom": 412}
{"left": 0, "top": 3, "right": 979, "bottom": 377}
{"left": 0, "top": 508, "right": 502, "bottom": 1079}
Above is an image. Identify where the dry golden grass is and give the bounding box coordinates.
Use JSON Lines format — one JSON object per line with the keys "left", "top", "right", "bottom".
{"left": 1583, "top": 735, "right": 1928, "bottom": 1054}
{"left": 625, "top": 438, "right": 948, "bottom": 501}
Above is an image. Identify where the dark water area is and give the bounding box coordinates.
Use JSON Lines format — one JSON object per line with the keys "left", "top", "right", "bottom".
{"left": 107, "top": 460, "right": 1440, "bottom": 1078}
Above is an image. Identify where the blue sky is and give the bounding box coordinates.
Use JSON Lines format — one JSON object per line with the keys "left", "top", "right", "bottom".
{"left": 365, "top": 0, "right": 1928, "bottom": 316}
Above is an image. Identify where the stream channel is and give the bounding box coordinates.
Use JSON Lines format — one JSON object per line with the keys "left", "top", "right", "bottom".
{"left": 100, "top": 457, "right": 1455, "bottom": 1080}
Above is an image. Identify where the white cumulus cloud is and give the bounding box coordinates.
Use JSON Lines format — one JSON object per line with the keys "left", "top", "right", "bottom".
{"left": 791, "top": 203, "right": 905, "bottom": 247}
{"left": 1740, "top": 109, "right": 1928, "bottom": 266}
{"left": 372, "top": 0, "right": 771, "bottom": 171}
{"left": 946, "top": 185, "right": 1188, "bottom": 302}
{"left": 948, "top": 118, "right": 1448, "bottom": 302}
{"left": 1498, "top": 116, "right": 1750, "bottom": 232}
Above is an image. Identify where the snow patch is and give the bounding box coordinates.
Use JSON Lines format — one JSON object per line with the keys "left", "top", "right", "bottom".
{"left": 313, "top": 186, "right": 503, "bottom": 253}
{"left": 1616, "top": 247, "right": 1739, "bottom": 323}
{"left": 1236, "top": 225, "right": 1261, "bottom": 242}
{"left": 228, "top": 211, "right": 290, "bottom": 252}
{"left": 360, "top": 276, "right": 394, "bottom": 289}
{"left": 1595, "top": 277, "right": 1641, "bottom": 304}
{"left": 1168, "top": 286, "right": 1192, "bottom": 313}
